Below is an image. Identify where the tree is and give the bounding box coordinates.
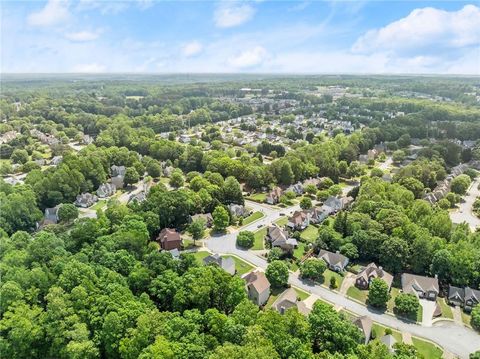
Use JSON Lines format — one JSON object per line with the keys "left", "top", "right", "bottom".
{"left": 367, "top": 278, "right": 390, "bottom": 308}
{"left": 316, "top": 226, "right": 342, "bottom": 251}
{"left": 379, "top": 237, "right": 409, "bottom": 274}
{"left": 124, "top": 167, "right": 140, "bottom": 186}
{"left": 398, "top": 177, "right": 424, "bottom": 198}
{"left": 58, "top": 203, "right": 79, "bottom": 223}
{"left": 392, "top": 150, "right": 406, "bottom": 164}
{"left": 212, "top": 205, "right": 229, "bottom": 232}
{"left": 146, "top": 161, "right": 161, "bottom": 178}
{"left": 451, "top": 174, "right": 471, "bottom": 195}
{"left": 265, "top": 260, "right": 289, "bottom": 288}
{"left": 10, "top": 149, "right": 29, "bottom": 164}
{"left": 299, "top": 197, "right": 312, "bottom": 210}
{"left": 169, "top": 169, "right": 184, "bottom": 188}
{"left": 268, "top": 247, "right": 283, "bottom": 262}
{"left": 339, "top": 242, "right": 358, "bottom": 259}
{"left": 330, "top": 276, "right": 337, "bottom": 289}
{"left": 394, "top": 293, "right": 419, "bottom": 318}
{"left": 236, "top": 230, "right": 254, "bottom": 248}
{"left": 223, "top": 176, "right": 244, "bottom": 205}
{"left": 299, "top": 259, "right": 326, "bottom": 281}
{"left": 187, "top": 218, "right": 206, "bottom": 245}
{"left": 470, "top": 304, "right": 480, "bottom": 331}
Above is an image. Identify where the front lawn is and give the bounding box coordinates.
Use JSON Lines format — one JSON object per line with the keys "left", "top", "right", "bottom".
{"left": 295, "top": 288, "right": 310, "bottom": 301}
{"left": 387, "top": 287, "right": 401, "bottom": 312}
{"left": 247, "top": 193, "right": 267, "bottom": 203}
{"left": 300, "top": 225, "right": 318, "bottom": 243}
{"left": 371, "top": 323, "right": 402, "bottom": 343}
{"left": 412, "top": 338, "right": 443, "bottom": 359}
{"left": 321, "top": 269, "right": 344, "bottom": 289}
{"left": 253, "top": 227, "right": 267, "bottom": 250}
{"left": 90, "top": 200, "right": 106, "bottom": 211}
{"left": 437, "top": 298, "right": 453, "bottom": 319}
{"left": 243, "top": 211, "right": 264, "bottom": 225}
{"left": 274, "top": 216, "right": 288, "bottom": 227}
{"left": 192, "top": 251, "right": 210, "bottom": 263}
{"left": 347, "top": 285, "right": 368, "bottom": 304}
{"left": 222, "top": 255, "right": 254, "bottom": 276}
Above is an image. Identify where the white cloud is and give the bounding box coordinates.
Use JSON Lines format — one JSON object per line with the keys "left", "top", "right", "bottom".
{"left": 228, "top": 46, "right": 267, "bottom": 68}
{"left": 72, "top": 63, "right": 106, "bottom": 73}
{"left": 353, "top": 4, "right": 480, "bottom": 54}
{"left": 182, "top": 41, "right": 203, "bottom": 57}
{"left": 27, "top": 0, "right": 70, "bottom": 27}
{"left": 214, "top": 2, "right": 255, "bottom": 28}
{"left": 65, "top": 30, "right": 101, "bottom": 42}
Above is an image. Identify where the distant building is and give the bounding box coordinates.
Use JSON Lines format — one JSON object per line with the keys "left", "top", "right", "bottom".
{"left": 447, "top": 286, "right": 480, "bottom": 312}
{"left": 287, "top": 210, "right": 310, "bottom": 231}
{"left": 190, "top": 213, "right": 214, "bottom": 227}
{"left": 265, "top": 225, "right": 297, "bottom": 252}
{"left": 272, "top": 287, "right": 310, "bottom": 315}
{"left": 74, "top": 193, "right": 98, "bottom": 208}
{"left": 96, "top": 183, "right": 116, "bottom": 198}
{"left": 228, "top": 204, "right": 249, "bottom": 218}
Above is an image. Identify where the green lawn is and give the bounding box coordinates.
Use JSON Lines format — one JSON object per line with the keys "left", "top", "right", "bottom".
{"left": 222, "top": 255, "right": 254, "bottom": 276}
{"left": 387, "top": 287, "right": 401, "bottom": 312}
{"left": 90, "top": 200, "right": 106, "bottom": 211}
{"left": 274, "top": 216, "right": 288, "bottom": 227}
{"left": 295, "top": 288, "right": 310, "bottom": 301}
{"left": 372, "top": 323, "right": 402, "bottom": 343}
{"left": 247, "top": 193, "right": 267, "bottom": 202}
{"left": 300, "top": 225, "right": 318, "bottom": 243}
{"left": 347, "top": 285, "right": 368, "bottom": 304}
{"left": 253, "top": 227, "right": 267, "bottom": 250}
{"left": 437, "top": 298, "right": 453, "bottom": 319}
{"left": 183, "top": 238, "right": 202, "bottom": 249}
{"left": 192, "top": 251, "right": 210, "bottom": 263}
{"left": 321, "top": 269, "right": 344, "bottom": 289}
{"left": 412, "top": 338, "right": 443, "bottom": 359}
{"left": 293, "top": 242, "right": 307, "bottom": 260}
{"left": 243, "top": 211, "right": 264, "bottom": 225}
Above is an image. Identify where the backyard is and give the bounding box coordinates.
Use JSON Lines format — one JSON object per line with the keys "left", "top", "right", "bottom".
{"left": 300, "top": 225, "right": 318, "bottom": 243}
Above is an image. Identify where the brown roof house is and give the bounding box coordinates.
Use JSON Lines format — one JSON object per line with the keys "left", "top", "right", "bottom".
{"left": 266, "top": 187, "right": 283, "bottom": 205}
{"left": 243, "top": 270, "right": 271, "bottom": 306}
{"left": 318, "top": 249, "right": 349, "bottom": 272}
{"left": 157, "top": 228, "right": 182, "bottom": 251}
{"left": 287, "top": 210, "right": 310, "bottom": 231}
{"left": 266, "top": 225, "right": 298, "bottom": 252}
{"left": 272, "top": 287, "right": 310, "bottom": 315}
{"left": 401, "top": 273, "right": 439, "bottom": 301}
{"left": 353, "top": 315, "right": 373, "bottom": 344}
{"left": 355, "top": 263, "right": 393, "bottom": 290}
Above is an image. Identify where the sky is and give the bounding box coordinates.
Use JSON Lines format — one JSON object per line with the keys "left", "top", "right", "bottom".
{"left": 1, "top": 0, "right": 479, "bottom": 74}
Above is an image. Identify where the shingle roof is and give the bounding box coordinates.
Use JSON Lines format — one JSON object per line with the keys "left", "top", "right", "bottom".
{"left": 401, "top": 273, "right": 439, "bottom": 295}
{"left": 318, "top": 249, "right": 348, "bottom": 269}
{"left": 244, "top": 270, "right": 270, "bottom": 294}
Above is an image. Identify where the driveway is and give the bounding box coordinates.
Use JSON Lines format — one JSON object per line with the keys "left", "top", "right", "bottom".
{"left": 419, "top": 299, "right": 436, "bottom": 327}
{"left": 450, "top": 178, "right": 480, "bottom": 231}
{"left": 205, "top": 200, "right": 480, "bottom": 358}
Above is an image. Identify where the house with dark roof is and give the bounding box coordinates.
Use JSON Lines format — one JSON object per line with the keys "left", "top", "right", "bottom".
{"left": 401, "top": 273, "right": 439, "bottom": 301}
{"left": 190, "top": 213, "right": 214, "bottom": 228}
{"left": 287, "top": 182, "right": 304, "bottom": 196}
{"left": 74, "top": 193, "right": 98, "bottom": 208}
{"left": 448, "top": 286, "right": 465, "bottom": 307}
{"left": 266, "top": 225, "right": 298, "bottom": 252}
{"left": 308, "top": 207, "right": 328, "bottom": 224}
{"left": 266, "top": 187, "right": 283, "bottom": 204}
{"left": 156, "top": 228, "right": 182, "bottom": 251}
{"left": 243, "top": 270, "right": 270, "bottom": 306}
{"left": 353, "top": 316, "right": 373, "bottom": 344}
{"left": 448, "top": 286, "right": 480, "bottom": 312}
{"left": 318, "top": 249, "right": 349, "bottom": 272}
{"left": 287, "top": 210, "right": 309, "bottom": 230}
{"left": 44, "top": 205, "right": 61, "bottom": 224}
{"left": 228, "top": 203, "right": 249, "bottom": 218}
{"left": 97, "top": 183, "right": 116, "bottom": 198}
{"left": 355, "top": 263, "right": 393, "bottom": 290}
{"left": 203, "top": 253, "right": 235, "bottom": 275}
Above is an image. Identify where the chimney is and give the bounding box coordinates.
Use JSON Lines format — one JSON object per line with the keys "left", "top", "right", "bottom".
{"left": 280, "top": 306, "right": 285, "bottom": 315}
{"left": 378, "top": 266, "right": 383, "bottom": 271}
{"left": 335, "top": 250, "right": 340, "bottom": 254}
{"left": 434, "top": 274, "right": 438, "bottom": 279}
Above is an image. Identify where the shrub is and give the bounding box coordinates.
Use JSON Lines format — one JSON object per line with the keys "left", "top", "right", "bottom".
{"left": 236, "top": 231, "right": 254, "bottom": 248}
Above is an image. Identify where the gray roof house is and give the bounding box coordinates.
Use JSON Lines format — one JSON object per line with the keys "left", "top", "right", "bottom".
{"left": 448, "top": 286, "right": 464, "bottom": 307}
{"left": 448, "top": 286, "right": 480, "bottom": 312}
{"left": 50, "top": 156, "right": 63, "bottom": 166}
{"left": 228, "top": 203, "right": 248, "bottom": 218}
{"left": 190, "top": 213, "right": 214, "bottom": 227}
{"left": 353, "top": 316, "right": 373, "bottom": 344}
{"left": 266, "top": 225, "right": 298, "bottom": 252}
{"left": 74, "top": 193, "right": 98, "bottom": 208}
{"left": 43, "top": 205, "right": 61, "bottom": 225}
{"left": 287, "top": 210, "right": 310, "bottom": 230}
{"left": 272, "top": 287, "right": 310, "bottom": 315}
{"left": 318, "top": 249, "right": 349, "bottom": 272}
{"left": 401, "top": 273, "right": 439, "bottom": 301}
{"left": 287, "top": 182, "right": 304, "bottom": 195}
{"left": 203, "top": 253, "right": 236, "bottom": 275}
{"left": 111, "top": 165, "right": 126, "bottom": 177}
{"left": 96, "top": 183, "right": 116, "bottom": 198}
{"left": 380, "top": 334, "right": 397, "bottom": 353}
{"left": 355, "top": 263, "right": 393, "bottom": 290}
{"left": 465, "top": 287, "right": 480, "bottom": 312}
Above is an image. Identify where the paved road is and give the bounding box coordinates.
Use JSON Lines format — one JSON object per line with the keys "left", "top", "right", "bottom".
{"left": 450, "top": 178, "right": 480, "bottom": 231}
{"left": 206, "top": 200, "right": 480, "bottom": 359}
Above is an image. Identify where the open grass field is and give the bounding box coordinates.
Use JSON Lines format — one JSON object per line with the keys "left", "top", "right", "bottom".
{"left": 192, "top": 251, "right": 210, "bottom": 263}
{"left": 293, "top": 242, "right": 307, "bottom": 260}
{"left": 243, "top": 211, "right": 264, "bottom": 225}
{"left": 90, "top": 200, "right": 106, "bottom": 211}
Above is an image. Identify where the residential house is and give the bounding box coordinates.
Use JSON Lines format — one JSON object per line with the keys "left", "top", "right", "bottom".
{"left": 308, "top": 207, "right": 328, "bottom": 224}
{"left": 287, "top": 210, "right": 310, "bottom": 230}
{"left": 380, "top": 334, "right": 397, "bottom": 353}
{"left": 128, "top": 191, "right": 147, "bottom": 204}
{"left": 96, "top": 183, "right": 116, "bottom": 198}
{"left": 266, "top": 187, "right": 283, "bottom": 204}
{"left": 401, "top": 273, "right": 439, "bottom": 301}
{"left": 82, "top": 134, "right": 94, "bottom": 145}
{"left": 353, "top": 316, "right": 373, "bottom": 344}
{"left": 323, "top": 196, "right": 353, "bottom": 212}
{"left": 367, "top": 149, "right": 378, "bottom": 160}
{"left": 169, "top": 248, "right": 180, "bottom": 260}
{"left": 272, "top": 287, "right": 310, "bottom": 315}
{"left": 157, "top": 228, "right": 182, "bottom": 251}
{"left": 228, "top": 204, "right": 248, "bottom": 218}
{"left": 74, "top": 193, "right": 98, "bottom": 208}
{"left": 318, "top": 249, "right": 349, "bottom": 272}
{"left": 190, "top": 213, "right": 214, "bottom": 228}
{"left": 243, "top": 270, "right": 271, "bottom": 306}
{"left": 355, "top": 263, "right": 393, "bottom": 290}
{"left": 203, "top": 253, "right": 236, "bottom": 275}
{"left": 111, "top": 165, "right": 126, "bottom": 189}
{"left": 43, "top": 205, "right": 61, "bottom": 225}
{"left": 447, "top": 286, "right": 480, "bottom": 312}
{"left": 50, "top": 156, "right": 63, "bottom": 166}
{"left": 266, "top": 225, "right": 298, "bottom": 252}
{"left": 358, "top": 154, "right": 369, "bottom": 164}
{"left": 287, "top": 182, "right": 304, "bottom": 195}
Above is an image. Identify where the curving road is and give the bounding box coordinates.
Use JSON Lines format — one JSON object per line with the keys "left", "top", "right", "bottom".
{"left": 450, "top": 178, "right": 480, "bottom": 231}
{"left": 207, "top": 200, "right": 480, "bottom": 359}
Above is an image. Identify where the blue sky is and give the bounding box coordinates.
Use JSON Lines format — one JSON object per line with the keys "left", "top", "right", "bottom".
{"left": 2, "top": 0, "right": 479, "bottom": 74}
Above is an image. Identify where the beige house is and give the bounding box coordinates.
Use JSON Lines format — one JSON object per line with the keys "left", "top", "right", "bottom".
{"left": 243, "top": 270, "right": 271, "bottom": 306}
